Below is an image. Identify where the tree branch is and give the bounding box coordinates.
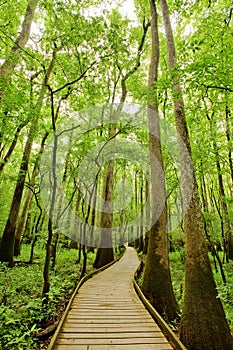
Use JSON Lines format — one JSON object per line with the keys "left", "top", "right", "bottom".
{"left": 53, "top": 59, "right": 97, "bottom": 94}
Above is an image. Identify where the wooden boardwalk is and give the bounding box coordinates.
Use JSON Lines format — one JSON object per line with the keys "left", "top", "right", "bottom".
{"left": 51, "top": 247, "right": 174, "bottom": 350}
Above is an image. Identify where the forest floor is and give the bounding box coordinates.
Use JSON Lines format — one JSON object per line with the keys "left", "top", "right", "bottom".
{"left": 0, "top": 245, "right": 233, "bottom": 350}
{"left": 0, "top": 244, "right": 97, "bottom": 350}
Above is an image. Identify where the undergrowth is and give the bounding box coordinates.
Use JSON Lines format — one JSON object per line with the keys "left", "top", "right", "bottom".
{"left": 0, "top": 244, "right": 96, "bottom": 350}
{"left": 137, "top": 248, "right": 233, "bottom": 332}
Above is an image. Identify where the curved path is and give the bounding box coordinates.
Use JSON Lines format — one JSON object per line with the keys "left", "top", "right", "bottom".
{"left": 52, "top": 247, "right": 173, "bottom": 350}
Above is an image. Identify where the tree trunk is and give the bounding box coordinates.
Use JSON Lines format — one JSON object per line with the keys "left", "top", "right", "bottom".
{"left": 134, "top": 171, "right": 140, "bottom": 249}
{"left": 42, "top": 87, "right": 57, "bottom": 307}
{"left": 0, "top": 123, "right": 27, "bottom": 173}
{"left": 213, "top": 136, "right": 232, "bottom": 262}
{"left": 87, "top": 181, "right": 98, "bottom": 253}
{"left": 138, "top": 174, "right": 144, "bottom": 253}
{"left": 142, "top": 0, "right": 179, "bottom": 323}
{"left": 206, "top": 111, "right": 233, "bottom": 262}
{"left": 0, "top": 52, "right": 56, "bottom": 264}
{"left": 160, "top": 0, "right": 233, "bottom": 348}
{"left": 225, "top": 104, "right": 233, "bottom": 185}
{"left": 143, "top": 176, "right": 150, "bottom": 254}
{"left": 14, "top": 132, "right": 49, "bottom": 256}
{"left": 0, "top": 0, "right": 39, "bottom": 103}
{"left": 93, "top": 161, "right": 114, "bottom": 268}
{"left": 29, "top": 189, "right": 43, "bottom": 264}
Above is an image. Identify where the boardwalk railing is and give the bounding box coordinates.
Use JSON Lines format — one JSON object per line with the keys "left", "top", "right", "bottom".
{"left": 47, "top": 247, "right": 186, "bottom": 350}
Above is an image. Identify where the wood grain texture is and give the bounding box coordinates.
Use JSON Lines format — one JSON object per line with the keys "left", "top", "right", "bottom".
{"left": 51, "top": 247, "right": 173, "bottom": 350}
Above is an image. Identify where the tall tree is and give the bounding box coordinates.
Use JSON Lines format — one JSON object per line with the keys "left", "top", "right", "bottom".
{"left": 160, "top": 0, "right": 233, "bottom": 348}
{"left": 94, "top": 14, "right": 149, "bottom": 268}
{"left": 14, "top": 132, "right": 49, "bottom": 256}
{"left": 0, "top": 0, "right": 39, "bottom": 103}
{"left": 142, "top": 0, "right": 179, "bottom": 322}
{"left": 0, "top": 50, "right": 57, "bottom": 264}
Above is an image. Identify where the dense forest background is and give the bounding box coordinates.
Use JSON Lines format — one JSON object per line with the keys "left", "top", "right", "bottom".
{"left": 0, "top": 0, "right": 233, "bottom": 349}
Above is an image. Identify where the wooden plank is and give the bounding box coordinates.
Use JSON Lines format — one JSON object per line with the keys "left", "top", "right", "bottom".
{"left": 58, "top": 331, "right": 165, "bottom": 339}
{"left": 54, "top": 344, "right": 173, "bottom": 350}
{"left": 49, "top": 247, "right": 176, "bottom": 350}
{"left": 56, "top": 337, "right": 169, "bottom": 345}
{"left": 63, "top": 319, "right": 155, "bottom": 325}
{"left": 70, "top": 304, "right": 144, "bottom": 309}
{"left": 61, "top": 325, "right": 159, "bottom": 332}
{"left": 68, "top": 311, "right": 147, "bottom": 316}
{"left": 65, "top": 315, "right": 153, "bottom": 320}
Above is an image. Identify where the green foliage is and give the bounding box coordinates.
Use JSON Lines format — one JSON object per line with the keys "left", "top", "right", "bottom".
{"left": 1, "top": 0, "right": 233, "bottom": 344}
{"left": 0, "top": 244, "right": 96, "bottom": 350}
{"left": 214, "top": 259, "right": 233, "bottom": 331}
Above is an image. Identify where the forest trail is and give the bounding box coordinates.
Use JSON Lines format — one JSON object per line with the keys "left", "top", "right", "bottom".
{"left": 49, "top": 246, "right": 173, "bottom": 350}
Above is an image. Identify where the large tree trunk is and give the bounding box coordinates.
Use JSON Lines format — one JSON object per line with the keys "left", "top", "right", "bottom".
{"left": 0, "top": 52, "right": 56, "bottom": 264}
{"left": 160, "top": 0, "right": 233, "bottom": 348}
{"left": 93, "top": 18, "right": 149, "bottom": 268}
{"left": 142, "top": 0, "right": 179, "bottom": 322}
{"left": 0, "top": 0, "right": 39, "bottom": 103}
{"left": 93, "top": 161, "right": 114, "bottom": 268}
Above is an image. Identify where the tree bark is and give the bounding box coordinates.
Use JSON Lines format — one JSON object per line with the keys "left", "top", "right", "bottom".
{"left": 0, "top": 0, "right": 39, "bottom": 103}
{"left": 14, "top": 132, "right": 49, "bottom": 256}
{"left": 0, "top": 123, "right": 27, "bottom": 173}
{"left": 225, "top": 104, "right": 233, "bottom": 185}
{"left": 0, "top": 51, "right": 56, "bottom": 264}
{"left": 142, "top": 0, "right": 179, "bottom": 322}
{"left": 42, "top": 87, "right": 57, "bottom": 307}
{"left": 206, "top": 111, "right": 233, "bottom": 262}
{"left": 143, "top": 175, "right": 150, "bottom": 254}
{"left": 93, "top": 160, "right": 114, "bottom": 268}
{"left": 160, "top": 0, "right": 233, "bottom": 348}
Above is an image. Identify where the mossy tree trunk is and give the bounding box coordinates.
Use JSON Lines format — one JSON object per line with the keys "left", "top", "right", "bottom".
{"left": 93, "top": 160, "right": 114, "bottom": 268}
{"left": 160, "top": 0, "right": 233, "bottom": 348}
{"left": 142, "top": 0, "right": 179, "bottom": 323}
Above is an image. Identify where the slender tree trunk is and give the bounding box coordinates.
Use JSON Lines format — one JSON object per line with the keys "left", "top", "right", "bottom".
{"left": 225, "top": 104, "right": 233, "bottom": 185}
{"left": 213, "top": 136, "right": 232, "bottom": 261}
{"left": 134, "top": 171, "right": 140, "bottom": 249}
{"left": 139, "top": 173, "right": 144, "bottom": 252}
{"left": 160, "top": 0, "right": 233, "bottom": 348}
{"left": 143, "top": 175, "right": 150, "bottom": 254}
{"left": 118, "top": 163, "right": 127, "bottom": 248}
{"left": 14, "top": 132, "right": 49, "bottom": 256}
{"left": 29, "top": 189, "right": 43, "bottom": 264}
{"left": 0, "top": 52, "right": 57, "bottom": 264}
{"left": 0, "top": 123, "right": 27, "bottom": 173}
{"left": 206, "top": 112, "right": 233, "bottom": 262}
{"left": 0, "top": 0, "right": 39, "bottom": 103}
{"left": 42, "top": 87, "right": 57, "bottom": 307}
{"left": 87, "top": 181, "right": 98, "bottom": 253}
{"left": 51, "top": 135, "right": 72, "bottom": 269}
{"left": 76, "top": 223, "right": 83, "bottom": 264}
{"left": 142, "top": 0, "right": 179, "bottom": 322}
